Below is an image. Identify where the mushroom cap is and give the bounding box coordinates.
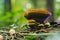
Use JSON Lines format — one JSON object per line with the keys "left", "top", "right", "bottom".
{"left": 0, "top": 35, "right": 3, "bottom": 40}
{"left": 24, "top": 9, "right": 52, "bottom": 24}
{"left": 9, "top": 29, "right": 15, "bottom": 34}
{"left": 28, "top": 19, "right": 36, "bottom": 23}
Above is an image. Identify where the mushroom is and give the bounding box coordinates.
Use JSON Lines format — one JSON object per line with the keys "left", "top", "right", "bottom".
{"left": 0, "top": 35, "right": 3, "bottom": 40}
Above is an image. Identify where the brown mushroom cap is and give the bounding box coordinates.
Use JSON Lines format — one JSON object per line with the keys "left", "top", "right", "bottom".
{"left": 24, "top": 9, "right": 52, "bottom": 24}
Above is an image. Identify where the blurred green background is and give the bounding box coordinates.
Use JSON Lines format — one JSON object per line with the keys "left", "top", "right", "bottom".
{"left": 0, "top": 0, "right": 60, "bottom": 30}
